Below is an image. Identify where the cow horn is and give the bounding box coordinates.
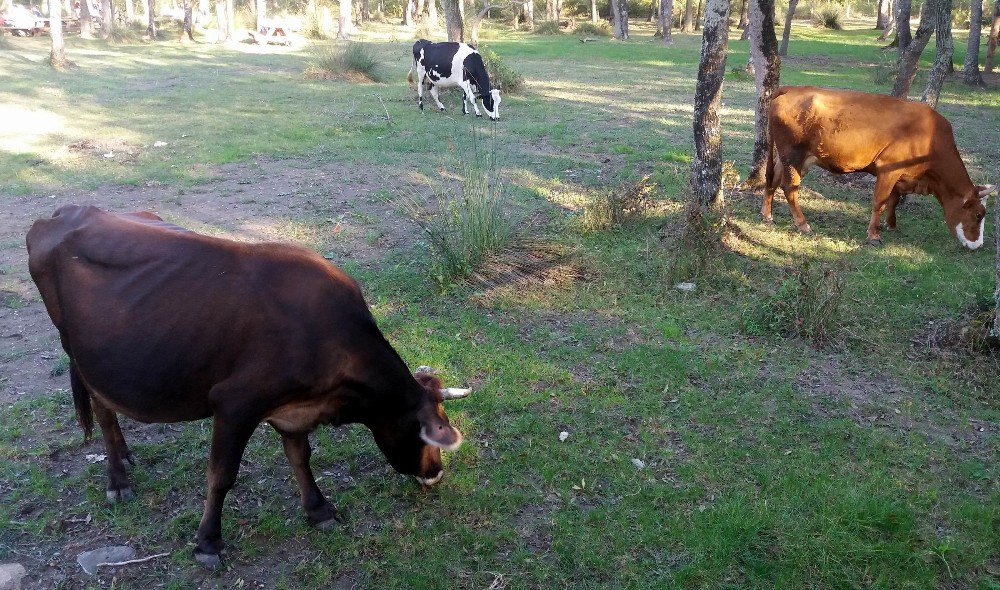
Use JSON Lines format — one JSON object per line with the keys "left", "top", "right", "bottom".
{"left": 439, "top": 387, "right": 472, "bottom": 400}
{"left": 977, "top": 184, "right": 995, "bottom": 199}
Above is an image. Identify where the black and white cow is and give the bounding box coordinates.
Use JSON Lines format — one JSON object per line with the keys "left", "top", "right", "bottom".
{"left": 408, "top": 39, "right": 501, "bottom": 120}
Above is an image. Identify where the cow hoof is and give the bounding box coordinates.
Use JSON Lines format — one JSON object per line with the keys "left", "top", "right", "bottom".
{"left": 106, "top": 487, "right": 134, "bottom": 503}
{"left": 867, "top": 237, "right": 883, "bottom": 246}
{"left": 476, "top": 114, "right": 483, "bottom": 118}
{"left": 315, "top": 517, "right": 340, "bottom": 531}
{"left": 194, "top": 551, "right": 221, "bottom": 570}
{"left": 438, "top": 107, "right": 445, "bottom": 112}
{"left": 796, "top": 223, "right": 812, "bottom": 234}
{"left": 885, "top": 224, "right": 898, "bottom": 231}
{"left": 762, "top": 216, "right": 774, "bottom": 225}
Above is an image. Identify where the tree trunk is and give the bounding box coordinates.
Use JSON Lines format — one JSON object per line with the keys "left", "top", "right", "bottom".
{"left": 225, "top": 0, "right": 233, "bottom": 37}
{"left": 876, "top": 0, "right": 887, "bottom": 27}
{"left": 897, "top": 0, "right": 912, "bottom": 52}
{"left": 694, "top": 0, "right": 701, "bottom": 29}
{"left": 611, "top": 0, "right": 628, "bottom": 38}
{"left": 125, "top": 0, "right": 134, "bottom": 22}
{"left": 404, "top": 0, "right": 414, "bottom": 25}
{"left": 427, "top": 0, "right": 436, "bottom": 26}
{"left": 49, "top": 0, "right": 67, "bottom": 67}
{"left": 443, "top": 0, "right": 462, "bottom": 40}
{"left": 987, "top": 0, "right": 1000, "bottom": 72}
{"left": 650, "top": 0, "right": 657, "bottom": 23}
{"left": 681, "top": 0, "right": 692, "bottom": 31}
{"left": 147, "top": 0, "right": 157, "bottom": 37}
{"left": 778, "top": 0, "right": 797, "bottom": 55}
{"left": 738, "top": 0, "right": 747, "bottom": 27}
{"left": 744, "top": 0, "right": 780, "bottom": 189}
{"left": 878, "top": 0, "right": 895, "bottom": 39}
{"left": 337, "top": 0, "right": 351, "bottom": 38}
{"left": 994, "top": 194, "right": 1000, "bottom": 340}
{"left": 525, "top": 0, "right": 534, "bottom": 28}
{"left": 214, "top": 0, "right": 227, "bottom": 40}
{"left": 965, "top": 0, "right": 985, "bottom": 84}
{"left": 254, "top": 0, "right": 265, "bottom": 30}
{"left": 921, "top": 0, "right": 952, "bottom": 107}
{"left": 415, "top": 0, "right": 425, "bottom": 20}
{"left": 79, "top": 0, "right": 94, "bottom": 38}
{"left": 691, "top": 0, "right": 731, "bottom": 208}
{"left": 469, "top": 0, "right": 489, "bottom": 43}
{"left": 589, "top": 0, "right": 596, "bottom": 23}
{"left": 99, "top": 0, "right": 112, "bottom": 37}
{"left": 660, "top": 0, "right": 673, "bottom": 42}
{"left": 892, "top": 0, "right": 937, "bottom": 97}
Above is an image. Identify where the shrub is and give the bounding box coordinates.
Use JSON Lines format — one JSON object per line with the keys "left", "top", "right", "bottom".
{"left": 813, "top": 4, "right": 843, "bottom": 29}
{"left": 572, "top": 21, "right": 611, "bottom": 36}
{"left": 108, "top": 22, "right": 145, "bottom": 44}
{"left": 741, "top": 260, "right": 846, "bottom": 345}
{"left": 583, "top": 175, "right": 655, "bottom": 231}
{"left": 402, "top": 128, "right": 519, "bottom": 285}
{"left": 305, "top": 43, "right": 384, "bottom": 82}
{"left": 533, "top": 20, "right": 562, "bottom": 34}
{"left": 479, "top": 46, "right": 524, "bottom": 93}
{"left": 872, "top": 53, "right": 898, "bottom": 86}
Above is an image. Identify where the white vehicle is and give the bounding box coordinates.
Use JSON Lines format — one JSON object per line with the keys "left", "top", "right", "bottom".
{"left": 0, "top": 5, "right": 45, "bottom": 36}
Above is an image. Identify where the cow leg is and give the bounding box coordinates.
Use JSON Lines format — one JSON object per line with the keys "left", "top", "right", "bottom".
{"left": 92, "top": 397, "right": 135, "bottom": 503}
{"left": 762, "top": 146, "right": 781, "bottom": 224}
{"left": 885, "top": 191, "right": 902, "bottom": 230}
{"left": 429, "top": 85, "right": 446, "bottom": 111}
{"left": 781, "top": 162, "right": 812, "bottom": 233}
{"left": 417, "top": 73, "right": 425, "bottom": 111}
{"left": 274, "top": 428, "right": 341, "bottom": 528}
{"left": 194, "top": 414, "right": 258, "bottom": 569}
{"left": 867, "top": 174, "right": 902, "bottom": 245}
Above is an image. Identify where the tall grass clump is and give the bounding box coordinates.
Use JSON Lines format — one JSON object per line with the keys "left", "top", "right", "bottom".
{"left": 582, "top": 175, "right": 655, "bottom": 231}
{"left": 480, "top": 46, "right": 524, "bottom": 93}
{"left": 572, "top": 21, "right": 611, "bottom": 36}
{"left": 305, "top": 43, "right": 384, "bottom": 82}
{"left": 402, "top": 127, "right": 519, "bottom": 285}
{"left": 533, "top": 20, "right": 562, "bottom": 34}
{"left": 108, "top": 22, "right": 145, "bottom": 44}
{"left": 813, "top": 4, "right": 843, "bottom": 29}
{"left": 741, "top": 260, "right": 847, "bottom": 345}
{"left": 872, "top": 53, "right": 898, "bottom": 85}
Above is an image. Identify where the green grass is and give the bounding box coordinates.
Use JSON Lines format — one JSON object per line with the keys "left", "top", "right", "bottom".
{"left": 0, "top": 18, "right": 998, "bottom": 590}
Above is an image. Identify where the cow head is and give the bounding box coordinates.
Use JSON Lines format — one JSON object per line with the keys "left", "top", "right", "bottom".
{"left": 481, "top": 89, "right": 501, "bottom": 120}
{"left": 370, "top": 367, "right": 469, "bottom": 486}
{"left": 949, "top": 185, "right": 994, "bottom": 250}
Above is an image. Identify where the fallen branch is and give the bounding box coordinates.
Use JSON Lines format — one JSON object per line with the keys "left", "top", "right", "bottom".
{"left": 373, "top": 93, "right": 391, "bottom": 126}
{"left": 96, "top": 552, "right": 171, "bottom": 570}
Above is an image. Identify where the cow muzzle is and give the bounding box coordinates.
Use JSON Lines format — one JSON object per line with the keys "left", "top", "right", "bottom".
{"left": 416, "top": 470, "right": 444, "bottom": 486}
{"left": 955, "top": 220, "right": 985, "bottom": 250}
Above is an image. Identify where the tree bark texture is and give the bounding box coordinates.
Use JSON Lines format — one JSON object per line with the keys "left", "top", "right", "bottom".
{"left": 920, "top": 0, "right": 952, "bottom": 108}
{"left": 255, "top": 0, "right": 265, "bottom": 30}
{"left": 147, "top": 0, "right": 156, "bottom": 37}
{"left": 738, "top": 0, "right": 747, "bottom": 28}
{"left": 611, "top": 0, "right": 628, "bottom": 38}
{"left": 49, "top": 0, "right": 67, "bottom": 67}
{"left": 994, "top": 194, "right": 1000, "bottom": 339}
{"left": 694, "top": 0, "right": 701, "bottom": 29}
{"left": 896, "top": 0, "right": 912, "bottom": 52}
{"left": 659, "top": 0, "right": 673, "bottom": 42}
{"left": 965, "top": 0, "right": 985, "bottom": 84}
{"left": 779, "top": 0, "right": 798, "bottom": 55}
{"left": 99, "top": 0, "right": 112, "bottom": 38}
{"left": 214, "top": 0, "right": 228, "bottom": 40}
{"left": 469, "top": 0, "right": 489, "bottom": 43}
{"left": 988, "top": 0, "right": 1000, "bottom": 72}
{"left": 337, "top": 0, "right": 352, "bottom": 39}
{"left": 443, "top": 0, "right": 462, "bottom": 40}
{"left": 183, "top": 0, "right": 194, "bottom": 39}
{"left": 877, "top": 0, "right": 888, "bottom": 27}
{"left": 525, "top": 0, "right": 534, "bottom": 28}
{"left": 892, "top": 0, "right": 937, "bottom": 97}
{"left": 682, "top": 0, "right": 693, "bottom": 31}
{"left": 745, "top": 0, "right": 780, "bottom": 189}
{"left": 691, "top": 0, "right": 731, "bottom": 208}
{"left": 590, "top": 0, "right": 597, "bottom": 22}
{"left": 225, "top": 0, "right": 234, "bottom": 38}
{"left": 428, "top": 0, "right": 436, "bottom": 26}
{"left": 79, "top": 0, "right": 93, "bottom": 38}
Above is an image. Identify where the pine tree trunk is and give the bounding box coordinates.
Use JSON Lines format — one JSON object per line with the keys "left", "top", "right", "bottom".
{"left": 611, "top": 0, "right": 628, "bottom": 38}
{"left": 921, "top": 0, "right": 952, "bottom": 107}
{"left": 691, "top": 0, "right": 731, "bottom": 208}
{"left": 80, "top": 0, "right": 93, "bottom": 38}
{"left": 49, "top": 0, "right": 67, "bottom": 67}
{"left": 893, "top": 0, "right": 937, "bottom": 97}
{"left": 779, "top": 0, "right": 797, "bottom": 55}
{"left": 965, "top": 0, "right": 985, "bottom": 84}
{"left": 988, "top": 0, "right": 1000, "bottom": 72}
{"left": 99, "top": 0, "right": 112, "bottom": 37}
{"left": 147, "top": 0, "right": 156, "bottom": 37}
{"left": 682, "top": 0, "right": 693, "bottom": 31}
{"left": 337, "top": 0, "right": 351, "bottom": 38}
{"left": 897, "top": 0, "right": 912, "bottom": 51}
{"left": 443, "top": 0, "right": 462, "bottom": 40}
{"left": 744, "top": 0, "right": 780, "bottom": 189}
{"left": 660, "top": 0, "right": 673, "bottom": 42}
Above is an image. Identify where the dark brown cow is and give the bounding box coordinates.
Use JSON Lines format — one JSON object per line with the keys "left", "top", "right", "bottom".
{"left": 26, "top": 205, "right": 471, "bottom": 568}
{"left": 764, "top": 86, "right": 994, "bottom": 247}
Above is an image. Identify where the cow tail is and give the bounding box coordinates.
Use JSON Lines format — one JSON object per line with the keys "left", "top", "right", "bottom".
{"left": 69, "top": 362, "right": 94, "bottom": 441}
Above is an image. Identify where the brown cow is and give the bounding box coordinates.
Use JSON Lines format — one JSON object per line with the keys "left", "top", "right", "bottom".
{"left": 26, "top": 205, "right": 471, "bottom": 568}
{"left": 764, "top": 86, "right": 994, "bottom": 247}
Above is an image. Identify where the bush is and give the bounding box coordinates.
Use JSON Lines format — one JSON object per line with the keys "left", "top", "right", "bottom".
{"left": 572, "top": 21, "right": 611, "bottom": 36}
{"left": 871, "top": 53, "right": 898, "bottom": 86}
{"left": 583, "top": 175, "right": 655, "bottom": 231}
{"left": 741, "top": 260, "right": 846, "bottom": 345}
{"left": 479, "top": 46, "right": 524, "bottom": 93}
{"left": 305, "top": 43, "right": 384, "bottom": 82}
{"left": 533, "top": 20, "right": 562, "bottom": 34}
{"left": 402, "top": 128, "right": 519, "bottom": 285}
{"left": 813, "top": 4, "right": 842, "bottom": 29}
{"left": 108, "top": 22, "right": 145, "bottom": 44}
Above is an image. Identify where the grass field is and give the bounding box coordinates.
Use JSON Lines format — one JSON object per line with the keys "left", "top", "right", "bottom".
{"left": 1, "top": 16, "right": 998, "bottom": 589}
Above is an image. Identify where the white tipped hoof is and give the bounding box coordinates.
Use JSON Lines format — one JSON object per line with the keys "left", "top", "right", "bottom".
{"left": 106, "top": 487, "right": 133, "bottom": 503}
{"left": 195, "top": 551, "right": 221, "bottom": 570}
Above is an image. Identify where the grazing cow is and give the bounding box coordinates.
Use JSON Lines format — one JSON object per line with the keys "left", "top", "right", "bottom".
{"left": 408, "top": 39, "right": 502, "bottom": 120}
{"left": 764, "top": 86, "right": 994, "bottom": 247}
{"left": 27, "top": 205, "right": 471, "bottom": 568}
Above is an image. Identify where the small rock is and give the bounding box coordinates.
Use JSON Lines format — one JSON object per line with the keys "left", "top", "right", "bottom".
{"left": 77, "top": 546, "right": 136, "bottom": 575}
{"left": 631, "top": 458, "right": 645, "bottom": 469}
{"left": 558, "top": 431, "right": 569, "bottom": 442}
{"left": 102, "top": 152, "right": 115, "bottom": 158}
{"left": 85, "top": 454, "right": 106, "bottom": 463}
{"left": 675, "top": 282, "right": 696, "bottom": 292}
{"left": 0, "top": 563, "right": 27, "bottom": 590}
{"left": 153, "top": 141, "right": 168, "bottom": 147}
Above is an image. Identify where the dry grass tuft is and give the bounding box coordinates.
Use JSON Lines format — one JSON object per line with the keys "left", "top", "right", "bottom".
{"left": 583, "top": 174, "right": 656, "bottom": 231}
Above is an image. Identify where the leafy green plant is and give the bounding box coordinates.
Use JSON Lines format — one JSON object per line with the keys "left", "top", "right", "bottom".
{"left": 742, "top": 260, "right": 846, "bottom": 345}
{"left": 533, "top": 20, "right": 562, "bottom": 34}
{"left": 305, "top": 43, "right": 384, "bottom": 82}
{"left": 480, "top": 45, "right": 524, "bottom": 93}
{"left": 572, "top": 21, "right": 611, "bottom": 36}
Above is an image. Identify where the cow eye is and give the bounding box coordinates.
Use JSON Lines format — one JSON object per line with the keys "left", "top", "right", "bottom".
{"left": 976, "top": 212, "right": 985, "bottom": 221}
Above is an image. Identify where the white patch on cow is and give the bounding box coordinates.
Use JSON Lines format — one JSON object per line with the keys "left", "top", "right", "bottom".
{"left": 483, "top": 89, "right": 501, "bottom": 120}
{"left": 955, "top": 220, "right": 985, "bottom": 250}
{"left": 416, "top": 471, "right": 443, "bottom": 486}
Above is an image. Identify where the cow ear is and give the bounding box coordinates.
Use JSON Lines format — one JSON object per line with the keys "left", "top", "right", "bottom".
{"left": 419, "top": 416, "right": 463, "bottom": 451}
